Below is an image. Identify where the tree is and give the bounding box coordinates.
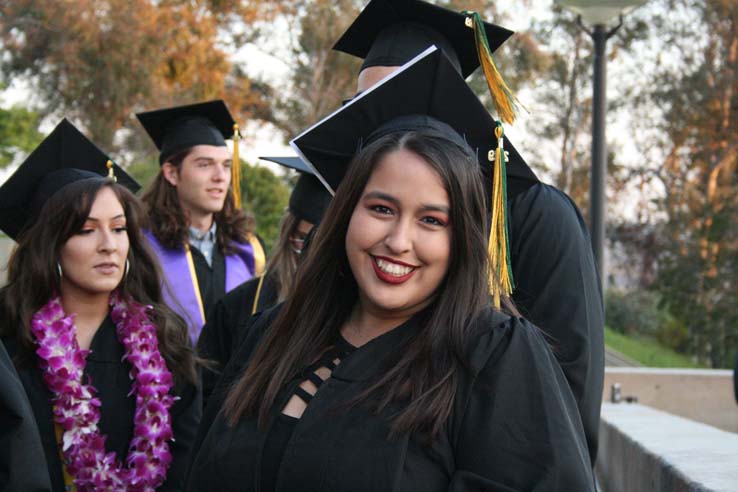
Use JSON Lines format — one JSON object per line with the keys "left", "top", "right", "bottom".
{"left": 0, "top": 105, "right": 43, "bottom": 168}
{"left": 240, "top": 161, "right": 291, "bottom": 254}
{"left": 269, "top": 0, "right": 363, "bottom": 137}
{"left": 640, "top": 0, "right": 738, "bottom": 368}
{"left": 0, "top": 0, "right": 278, "bottom": 153}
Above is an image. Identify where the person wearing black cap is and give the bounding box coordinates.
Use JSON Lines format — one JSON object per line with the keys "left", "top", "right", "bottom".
{"left": 334, "top": 0, "right": 605, "bottom": 466}
{"left": 0, "top": 119, "right": 200, "bottom": 492}
{"left": 186, "top": 49, "right": 594, "bottom": 492}
{"left": 137, "top": 100, "right": 266, "bottom": 346}
{"left": 197, "top": 156, "right": 332, "bottom": 406}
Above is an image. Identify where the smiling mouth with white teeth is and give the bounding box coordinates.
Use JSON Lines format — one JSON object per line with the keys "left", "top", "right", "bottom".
{"left": 375, "top": 258, "right": 414, "bottom": 276}
{"left": 371, "top": 256, "right": 418, "bottom": 284}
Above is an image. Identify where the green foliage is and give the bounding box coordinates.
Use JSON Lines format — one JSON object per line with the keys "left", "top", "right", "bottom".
{"left": 125, "top": 157, "right": 160, "bottom": 191}
{"left": 0, "top": 107, "right": 43, "bottom": 168}
{"left": 606, "top": 289, "right": 667, "bottom": 337}
{"left": 239, "top": 162, "right": 290, "bottom": 254}
{"left": 604, "top": 327, "right": 703, "bottom": 368}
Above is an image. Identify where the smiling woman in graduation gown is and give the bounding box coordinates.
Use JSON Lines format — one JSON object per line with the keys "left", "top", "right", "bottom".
{"left": 187, "top": 50, "right": 594, "bottom": 492}
{"left": 0, "top": 120, "right": 201, "bottom": 492}
{"left": 333, "top": 0, "right": 605, "bottom": 465}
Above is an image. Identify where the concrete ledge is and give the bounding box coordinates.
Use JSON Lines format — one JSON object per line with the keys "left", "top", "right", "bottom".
{"left": 603, "top": 367, "right": 737, "bottom": 433}
{"left": 597, "top": 403, "right": 738, "bottom": 492}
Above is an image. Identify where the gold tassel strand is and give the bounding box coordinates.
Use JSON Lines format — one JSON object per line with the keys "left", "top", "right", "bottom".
{"left": 464, "top": 11, "right": 520, "bottom": 125}
{"left": 231, "top": 123, "right": 242, "bottom": 209}
{"left": 488, "top": 124, "right": 514, "bottom": 308}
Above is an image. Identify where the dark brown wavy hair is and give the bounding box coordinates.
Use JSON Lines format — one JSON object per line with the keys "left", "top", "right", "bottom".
{"left": 141, "top": 148, "right": 255, "bottom": 254}
{"left": 264, "top": 212, "right": 302, "bottom": 302}
{"left": 224, "top": 128, "right": 517, "bottom": 440}
{"left": 0, "top": 179, "right": 197, "bottom": 389}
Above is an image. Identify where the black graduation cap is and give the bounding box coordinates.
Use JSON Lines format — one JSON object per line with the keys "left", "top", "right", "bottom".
{"left": 290, "top": 47, "right": 537, "bottom": 198}
{"left": 136, "top": 100, "right": 236, "bottom": 165}
{"left": 333, "top": 0, "right": 514, "bottom": 78}
{"left": 259, "top": 156, "right": 333, "bottom": 225}
{"left": 0, "top": 119, "right": 140, "bottom": 240}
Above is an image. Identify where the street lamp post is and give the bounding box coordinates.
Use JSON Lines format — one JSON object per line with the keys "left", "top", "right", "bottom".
{"left": 554, "top": 0, "right": 646, "bottom": 290}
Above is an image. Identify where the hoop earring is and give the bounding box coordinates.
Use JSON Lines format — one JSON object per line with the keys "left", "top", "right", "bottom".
{"left": 57, "top": 262, "right": 63, "bottom": 278}
{"left": 124, "top": 259, "right": 130, "bottom": 278}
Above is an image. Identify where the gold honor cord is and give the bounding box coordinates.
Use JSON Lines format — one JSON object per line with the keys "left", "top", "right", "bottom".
{"left": 464, "top": 11, "right": 521, "bottom": 125}
{"left": 184, "top": 243, "right": 207, "bottom": 324}
{"left": 54, "top": 423, "right": 77, "bottom": 491}
{"left": 248, "top": 234, "right": 267, "bottom": 276}
{"left": 488, "top": 124, "right": 514, "bottom": 308}
{"left": 251, "top": 274, "right": 266, "bottom": 315}
{"left": 231, "top": 123, "right": 242, "bottom": 209}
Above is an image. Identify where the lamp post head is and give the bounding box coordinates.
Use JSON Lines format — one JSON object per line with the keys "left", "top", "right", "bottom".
{"left": 555, "top": 0, "right": 647, "bottom": 25}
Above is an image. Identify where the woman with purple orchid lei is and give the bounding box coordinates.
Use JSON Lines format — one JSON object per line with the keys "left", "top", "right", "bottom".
{"left": 0, "top": 151, "right": 199, "bottom": 492}
{"left": 31, "top": 292, "right": 175, "bottom": 491}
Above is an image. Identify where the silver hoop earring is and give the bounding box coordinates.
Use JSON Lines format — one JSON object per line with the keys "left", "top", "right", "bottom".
{"left": 57, "top": 262, "right": 63, "bottom": 278}
{"left": 124, "top": 259, "right": 130, "bottom": 278}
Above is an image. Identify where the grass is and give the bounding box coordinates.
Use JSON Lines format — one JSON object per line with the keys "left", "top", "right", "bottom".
{"left": 605, "top": 327, "right": 705, "bottom": 368}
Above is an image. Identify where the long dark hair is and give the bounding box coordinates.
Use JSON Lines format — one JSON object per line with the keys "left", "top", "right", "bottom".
{"left": 0, "top": 178, "right": 197, "bottom": 388}
{"left": 264, "top": 212, "right": 301, "bottom": 302}
{"left": 141, "top": 148, "right": 255, "bottom": 254}
{"left": 224, "top": 128, "right": 515, "bottom": 439}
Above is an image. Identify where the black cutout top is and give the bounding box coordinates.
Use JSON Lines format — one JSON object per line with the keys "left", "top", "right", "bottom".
{"left": 259, "top": 336, "right": 355, "bottom": 492}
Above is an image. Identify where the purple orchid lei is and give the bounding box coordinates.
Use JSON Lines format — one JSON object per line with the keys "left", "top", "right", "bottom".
{"left": 30, "top": 291, "right": 176, "bottom": 492}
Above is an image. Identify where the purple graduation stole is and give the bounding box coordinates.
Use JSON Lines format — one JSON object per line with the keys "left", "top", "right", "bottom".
{"left": 144, "top": 230, "right": 259, "bottom": 345}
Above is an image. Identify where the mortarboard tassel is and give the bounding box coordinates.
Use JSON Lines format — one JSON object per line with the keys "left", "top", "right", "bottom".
{"left": 488, "top": 123, "right": 515, "bottom": 308}
{"left": 463, "top": 11, "right": 520, "bottom": 125}
{"left": 231, "top": 124, "right": 242, "bottom": 209}
{"left": 106, "top": 160, "right": 117, "bottom": 182}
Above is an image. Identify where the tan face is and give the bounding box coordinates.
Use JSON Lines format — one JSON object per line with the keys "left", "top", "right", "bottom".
{"left": 59, "top": 187, "right": 130, "bottom": 298}
{"left": 345, "top": 149, "right": 451, "bottom": 319}
{"left": 289, "top": 219, "right": 314, "bottom": 256}
{"left": 356, "top": 66, "right": 400, "bottom": 94}
{"left": 162, "top": 144, "right": 232, "bottom": 218}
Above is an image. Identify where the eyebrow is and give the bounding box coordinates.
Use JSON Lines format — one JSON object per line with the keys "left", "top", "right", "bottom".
{"left": 363, "top": 191, "right": 450, "bottom": 214}
{"left": 193, "top": 156, "right": 232, "bottom": 164}
{"left": 85, "top": 214, "right": 126, "bottom": 222}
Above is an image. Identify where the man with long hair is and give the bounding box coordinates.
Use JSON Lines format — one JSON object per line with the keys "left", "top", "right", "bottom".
{"left": 137, "top": 100, "right": 265, "bottom": 345}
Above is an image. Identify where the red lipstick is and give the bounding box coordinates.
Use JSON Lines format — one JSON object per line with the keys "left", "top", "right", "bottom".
{"left": 371, "top": 256, "right": 417, "bottom": 285}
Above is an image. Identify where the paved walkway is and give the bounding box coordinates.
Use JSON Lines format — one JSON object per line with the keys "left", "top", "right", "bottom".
{"left": 605, "top": 347, "right": 640, "bottom": 367}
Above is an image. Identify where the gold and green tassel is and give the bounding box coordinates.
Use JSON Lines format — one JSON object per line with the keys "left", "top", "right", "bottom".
{"left": 488, "top": 123, "right": 515, "bottom": 308}
{"left": 463, "top": 10, "right": 520, "bottom": 125}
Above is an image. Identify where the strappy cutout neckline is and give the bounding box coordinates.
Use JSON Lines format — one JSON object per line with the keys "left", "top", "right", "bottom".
{"left": 280, "top": 336, "right": 356, "bottom": 420}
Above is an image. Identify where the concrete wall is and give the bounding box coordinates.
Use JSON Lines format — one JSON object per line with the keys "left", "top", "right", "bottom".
{"left": 597, "top": 403, "right": 738, "bottom": 492}
{"left": 603, "top": 367, "right": 738, "bottom": 433}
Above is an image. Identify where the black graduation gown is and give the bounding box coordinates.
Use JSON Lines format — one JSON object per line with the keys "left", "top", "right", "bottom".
{"left": 191, "top": 245, "right": 227, "bottom": 321}
{"left": 197, "top": 274, "right": 278, "bottom": 408}
{"left": 186, "top": 306, "right": 596, "bottom": 492}
{"left": 3, "top": 316, "right": 202, "bottom": 492}
{"left": 508, "top": 181, "right": 605, "bottom": 465}
{"left": 0, "top": 339, "right": 52, "bottom": 492}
